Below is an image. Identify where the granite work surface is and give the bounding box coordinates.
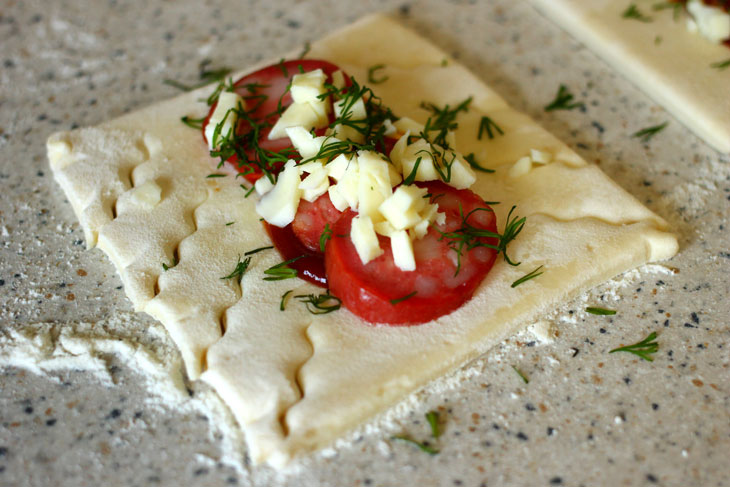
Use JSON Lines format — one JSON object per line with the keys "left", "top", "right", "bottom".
{"left": 1, "top": 1, "right": 728, "bottom": 486}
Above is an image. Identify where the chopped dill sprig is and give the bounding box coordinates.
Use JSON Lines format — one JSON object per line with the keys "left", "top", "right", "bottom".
{"left": 244, "top": 245, "right": 274, "bottom": 256}
{"left": 162, "top": 257, "right": 178, "bottom": 271}
{"left": 632, "top": 122, "right": 668, "bottom": 142}
{"left": 391, "top": 436, "right": 439, "bottom": 455}
{"left": 390, "top": 291, "right": 417, "bottom": 305}
{"left": 652, "top": 1, "right": 682, "bottom": 21}
{"left": 181, "top": 115, "right": 206, "bottom": 129}
{"left": 544, "top": 84, "right": 585, "bottom": 112}
{"left": 622, "top": 4, "right": 653, "bottom": 22}
{"left": 425, "top": 411, "right": 440, "bottom": 439}
{"left": 294, "top": 292, "right": 342, "bottom": 314}
{"left": 478, "top": 115, "right": 504, "bottom": 140}
{"left": 220, "top": 256, "right": 251, "bottom": 284}
{"left": 586, "top": 307, "right": 617, "bottom": 316}
{"left": 163, "top": 64, "right": 233, "bottom": 92}
{"left": 298, "top": 41, "right": 311, "bottom": 59}
{"left": 263, "top": 256, "right": 303, "bottom": 281}
{"left": 419, "top": 97, "right": 472, "bottom": 149}
{"left": 464, "top": 153, "right": 495, "bottom": 173}
{"left": 319, "top": 224, "right": 333, "bottom": 253}
{"left": 512, "top": 365, "right": 529, "bottom": 384}
{"left": 367, "top": 64, "right": 389, "bottom": 84}
{"left": 436, "top": 204, "right": 525, "bottom": 275}
{"left": 206, "top": 173, "right": 227, "bottom": 178}
{"left": 511, "top": 265, "right": 544, "bottom": 288}
{"left": 280, "top": 290, "right": 293, "bottom": 311}
{"left": 610, "top": 331, "right": 659, "bottom": 361}
{"left": 710, "top": 58, "right": 730, "bottom": 70}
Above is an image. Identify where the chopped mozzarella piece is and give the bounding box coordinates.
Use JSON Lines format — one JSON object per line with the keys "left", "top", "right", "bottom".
{"left": 255, "top": 160, "right": 302, "bottom": 227}
{"left": 205, "top": 91, "right": 243, "bottom": 150}
{"left": 327, "top": 153, "right": 353, "bottom": 181}
{"left": 394, "top": 117, "right": 425, "bottom": 134}
{"left": 383, "top": 119, "right": 397, "bottom": 136}
{"left": 390, "top": 230, "right": 416, "bottom": 271}
{"left": 448, "top": 154, "right": 477, "bottom": 189}
{"left": 350, "top": 215, "right": 383, "bottom": 265}
{"left": 269, "top": 102, "right": 327, "bottom": 140}
{"left": 388, "top": 131, "right": 410, "bottom": 172}
{"left": 509, "top": 156, "right": 532, "bottom": 178}
{"left": 290, "top": 69, "right": 327, "bottom": 104}
{"left": 378, "top": 185, "right": 428, "bottom": 230}
{"left": 328, "top": 185, "right": 349, "bottom": 212}
{"left": 285, "top": 127, "right": 333, "bottom": 160}
{"left": 374, "top": 220, "right": 397, "bottom": 237}
{"left": 299, "top": 164, "right": 330, "bottom": 202}
{"left": 687, "top": 0, "right": 730, "bottom": 44}
{"left": 334, "top": 97, "right": 367, "bottom": 120}
{"left": 255, "top": 175, "right": 274, "bottom": 195}
{"left": 400, "top": 139, "right": 439, "bottom": 181}
{"left": 530, "top": 148, "right": 553, "bottom": 164}
{"left": 130, "top": 180, "right": 162, "bottom": 210}
{"left": 357, "top": 152, "right": 393, "bottom": 220}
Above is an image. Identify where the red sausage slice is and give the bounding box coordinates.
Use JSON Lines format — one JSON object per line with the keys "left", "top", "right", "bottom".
{"left": 325, "top": 181, "right": 499, "bottom": 325}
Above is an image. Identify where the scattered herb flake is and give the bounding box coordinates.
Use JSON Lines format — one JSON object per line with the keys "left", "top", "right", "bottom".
{"left": 390, "top": 291, "right": 418, "bottom": 305}
{"left": 710, "top": 58, "right": 730, "bottom": 70}
{"left": 298, "top": 41, "right": 311, "bottom": 59}
{"left": 610, "top": 331, "right": 659, "bottom": 361}
{"left": 280, "top": 290, "right": 293, "bottom": 311}
{"left": 511, "top": 265, "right": 544, "bottom": 288}
{"left": 263, "top": 256, "right": 303, "bottom": 281}
{"left": 652, "top": 1, "right": 682, "bottom": 20}
{"left": 294, "top": 292, "right": 342, "bottom": 314}
{"left": 221, "top": 256, "right": 251, "bottom": 284}
{"left": 464, "top": 153, "right": 495, "bottom": 173}
{"left": 478, "top": 115, "right": 504, "bottom": 140}
{"left": 180, "top": 115, "right": 206, "bottom": 129}
{"left": 206, "top": 173, "right": 226, "bottom": 178}
{"left": 391, "top": 435, "right": 439, "bottom": 455}
{"left": 512, "top": 365, "right": 529, "bottom": 384}
{"left": 319, "top": 224, "right": 333, "bottom": 253}
{"left": 425, "top": 411, "right": 440, "bottom": 439}
{"left": 244, "top": 245, "right": 274, "bottom": 256}
{"left": 622, "top": 4, "right": 652, "bottom": 22}
{"left": 164, "top": 64, "right": 232, "bottom": 92}
{"left": 367, "top": 64, "right": 389, "bottom": 84}
{"left": 544, "top": 84, "right": 585, "bottom": 112}
{"left": 632, "top": 122, "right": 668, "bottom": 142}
{"left": 162, "top": 257, "right": 178, "bottom": 271}
{"left": 586, "top": 307, "right": 617, "bottom": 316}
{"left": 441, "top": 58, "right": 448, "bottom": 67}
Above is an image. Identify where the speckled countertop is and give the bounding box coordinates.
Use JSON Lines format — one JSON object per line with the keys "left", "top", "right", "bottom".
{"left": 1, "top": 1, "right": 729, "bottom": 486}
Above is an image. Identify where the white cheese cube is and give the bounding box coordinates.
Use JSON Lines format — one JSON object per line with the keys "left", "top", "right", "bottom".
{"left": 383, "top": 119, "right": 397, "bottom": 136}
{"left": 334, "top": 97, "right": 367, "bottom": 120}
{"left": 389, "top": 131, "right": 410, "bottom": 172}
{"left": 285, "top": 127, "right": 333, "bottom": 160}
{"left": 410, "top": 219, "right": 431, "bottom": 240}
{"left": 129, "top": 180, "right": 162, "bottom": 210}
{"left": 330, "top": 123, "right": 365, "bottom": 144}
{"left": 687, "top": 0, "right": 730, "bottom": 44}
{"left": 390, "top": 230, "right": 416, "bottom": 272}
{"left": 335, "top": 156, "right": 360, "bottom": 210}
{"left": 394, "top": 117, "right": 425, "bottom": 134}
{"left": 205, "top": 91, "right": 243, "bottom": 150}
{"left": 326, "top": 153, "right": 352, "bottom": 181}
{"left": 530, "top": 149, "right": 552, "bottom": 164}
{"left": 255, "top": 160, "right": 302, "bottom": 227}
{"left": 350, "top": 215, "right": 383, "bottom": 265}
{"left": 299, "top": 165, "right": 330, "bottom": 202}
{"left": 254, "top": 175, "right": 274, "bottom": 195}
{"left": 379, "top": 185, "right": 428, "bottom": 230}
{"left": 448, "top": 154, "right": 476, "bottom": 189}
{"left": 357, "top": 152, "right": 393, "bottom": 219}
{"left": 509, "top": 156, "right": 532, "bottom": 178}
{"left": 290, "top": 69, "right": 326, "bottom": 104}
{"left": 269, "top": 102, "right": 326, "bottom": 140}
{"left": 328, "top": 184, "right": 349, "bottom": 212}
{"left": 401, "top": 139, "right": 439, "bottom": 181}
{"left": 374, "top": 220, "right": 397, "bottom": 237}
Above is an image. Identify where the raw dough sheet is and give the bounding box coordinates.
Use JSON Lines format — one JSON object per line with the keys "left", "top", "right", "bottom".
{"left": 527, "top": 0, "right": 730, "bottom": 153}
{"left": 46, "top": 14, "right": 678, "bottom": 467}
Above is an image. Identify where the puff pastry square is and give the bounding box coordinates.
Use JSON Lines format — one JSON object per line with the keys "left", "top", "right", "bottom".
{"left": 528, "top": 0, "right": 730, "bottom": 153}
{"left": 47, "top": 14, "right": 678, "bottom": 466}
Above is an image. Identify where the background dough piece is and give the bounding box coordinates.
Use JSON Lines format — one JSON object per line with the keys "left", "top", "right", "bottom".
{"left": 527, "top": 0, "right": 730, "bottom": 153}
{"left": 48, "top": 14, "right": 678, "bottom": 466}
